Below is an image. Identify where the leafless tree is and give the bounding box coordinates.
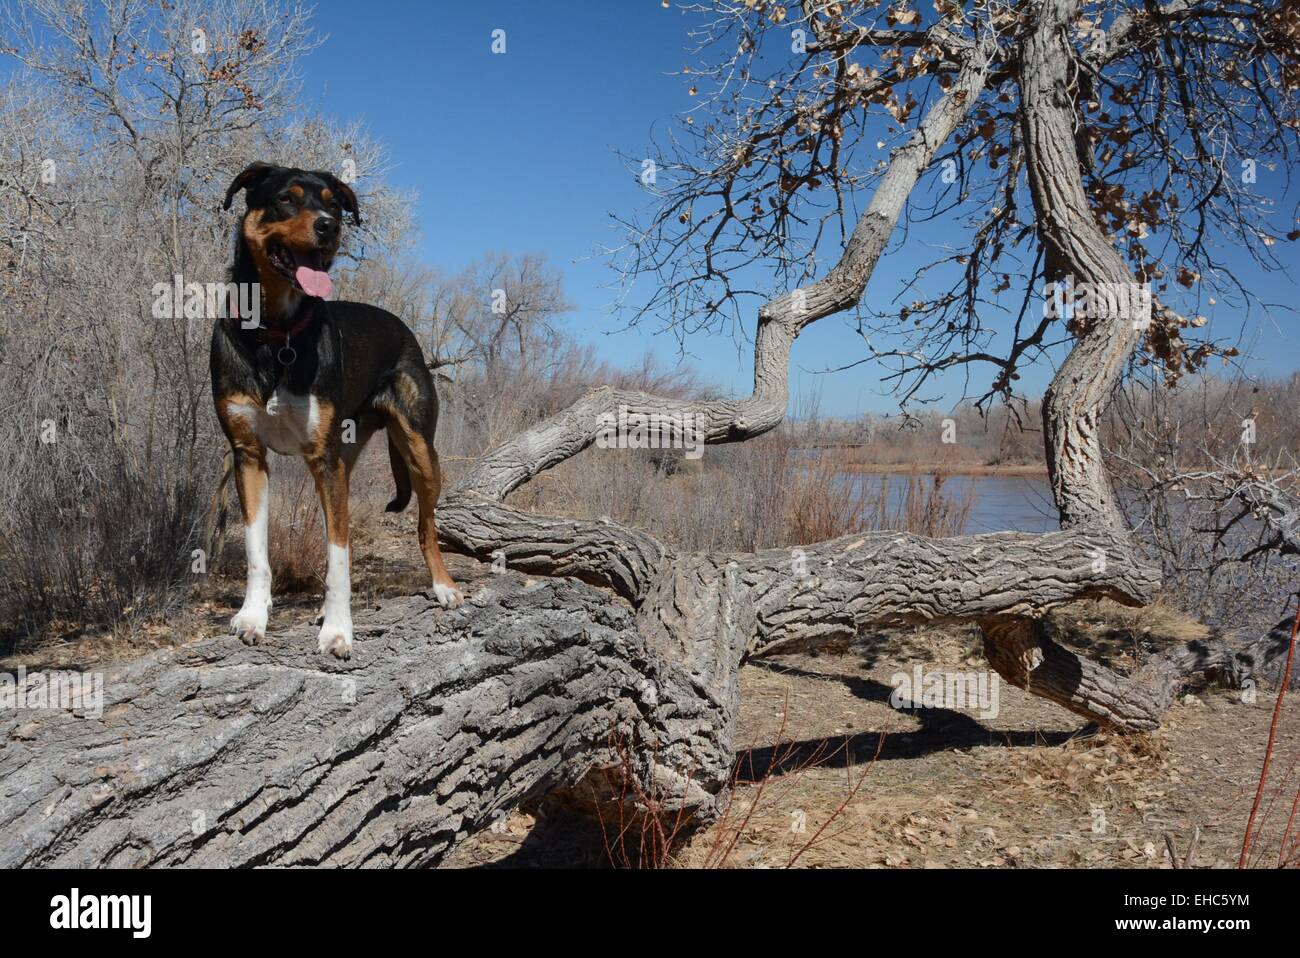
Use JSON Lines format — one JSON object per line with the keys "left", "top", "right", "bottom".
{"left": 0, "top": 0, "right": 408, "bottom": 634}
{"left": 1109, "top": 370, "right": 1299, "bottom": 639}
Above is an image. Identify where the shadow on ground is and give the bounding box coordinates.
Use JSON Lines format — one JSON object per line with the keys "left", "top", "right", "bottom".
{"left": 733, "top": 659, "right": 1086, "bottom": 780}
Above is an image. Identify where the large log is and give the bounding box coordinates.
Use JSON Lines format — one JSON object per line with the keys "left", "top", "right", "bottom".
{"left": 0, "top": 526, "right": 1173, "bottom": 867}
{"left": 0, "top": 576, "right": 728, "bottom": 868}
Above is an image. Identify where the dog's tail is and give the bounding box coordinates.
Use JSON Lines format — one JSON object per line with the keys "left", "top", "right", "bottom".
{"left": 384, "top": 432, "right": 412, "bottom": 513}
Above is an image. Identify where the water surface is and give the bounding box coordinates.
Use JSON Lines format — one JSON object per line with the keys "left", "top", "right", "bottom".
{"left": 845, "top": 473, "right": 1059, "bottom": 534}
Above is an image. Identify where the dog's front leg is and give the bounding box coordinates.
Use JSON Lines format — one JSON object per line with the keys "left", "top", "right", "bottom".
{"left": 308, "top": 454, "right": 353, "bottom": 658}
{"left": 230, "top": 447, "right": 272, "bottom": 644}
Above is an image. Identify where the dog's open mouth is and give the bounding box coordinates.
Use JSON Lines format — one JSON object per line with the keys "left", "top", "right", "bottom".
{"left": 267, "top": 243, "right": 334, "bottom": 299}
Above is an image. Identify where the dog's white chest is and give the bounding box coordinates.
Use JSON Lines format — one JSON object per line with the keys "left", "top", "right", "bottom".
{"left": 229, "top": 388, "right": 321, "bottom": 455}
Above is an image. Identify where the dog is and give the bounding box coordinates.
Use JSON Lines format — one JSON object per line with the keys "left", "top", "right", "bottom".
{"left": 212, "top": 161, "right": 462, "bottom": 659}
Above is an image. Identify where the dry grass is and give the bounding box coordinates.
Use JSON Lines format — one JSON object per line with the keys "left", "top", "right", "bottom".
{"left": 1043, "top": 597, "right": 1210, "bottom": 672}
{"left": 266, "top": 467, "right": 326, "bottom": 594}
{"left": 511, "top": 435, "right": 976, "bottom": 554}
{"left": 787, "top": 452, "right": 976, "bottom": 542}
{"left": 0, "top": 450, "right": 207, "bottom": 657}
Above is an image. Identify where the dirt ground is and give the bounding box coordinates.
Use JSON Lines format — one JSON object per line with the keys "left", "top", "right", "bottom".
{"left": 9, "top": 504, "right": 1297, "bottom": 870}
{"left": 445, "top": 620, "right": 1298, "bottom": 869}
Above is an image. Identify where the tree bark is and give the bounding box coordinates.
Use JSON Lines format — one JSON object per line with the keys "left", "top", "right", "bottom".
{"left": 0, "top": 579, "right": 727, "bottom": 867}
{"left": 1020, "top": 0, "right": 1140, "bottom": 533}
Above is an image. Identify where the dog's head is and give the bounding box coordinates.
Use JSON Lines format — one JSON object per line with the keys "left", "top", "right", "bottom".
{"left": 223, "top": 162, "right": 360, "bottom": 301}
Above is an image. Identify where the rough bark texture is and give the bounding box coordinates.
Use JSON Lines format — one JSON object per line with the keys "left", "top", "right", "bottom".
{"left": 0, "top": 578, "right": 726, "bottom": 867}
{"left": 981, "top": 617, "right": 1168, "bottom": 731}
{"left": 722, "top": 528, "right": 1159, "bottom": 657}
{"left": 1020, "top": 0, "right": 1139, "bottom": 533}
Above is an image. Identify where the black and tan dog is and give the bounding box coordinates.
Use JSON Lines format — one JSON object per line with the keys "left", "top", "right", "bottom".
{"left": 213, "top": 161, "right": 462, "bottom": 659}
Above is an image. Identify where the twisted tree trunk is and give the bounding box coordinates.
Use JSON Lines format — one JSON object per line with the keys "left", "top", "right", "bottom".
{"left": 1021, "top": 0, "right": 1139, "bottom": 533}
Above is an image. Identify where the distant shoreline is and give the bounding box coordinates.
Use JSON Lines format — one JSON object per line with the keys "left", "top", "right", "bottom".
{"left": 822, "top": 459, "right": 1049, "bottom": 479}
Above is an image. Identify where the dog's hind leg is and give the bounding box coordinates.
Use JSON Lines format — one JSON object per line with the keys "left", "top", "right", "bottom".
{"left": 384, "top": 431, "right": 412, "bottom": 513}
{"left": 385, "top": 411, "right": 463, "bottom": 609}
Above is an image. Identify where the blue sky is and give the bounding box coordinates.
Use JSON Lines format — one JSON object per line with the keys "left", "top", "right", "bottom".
{"left": 290, "top": 1, "right": 1299, "bottom": 418}
{"left": 10, "top": 0, "right": 1295, "bottom": 415}
{"left": 299, "top": 3, "right": 744, "bottom": 382}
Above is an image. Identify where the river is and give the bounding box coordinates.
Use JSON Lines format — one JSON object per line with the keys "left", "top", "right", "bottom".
{"left": 845, "top": 472, "right": 1059, "bottom": 534}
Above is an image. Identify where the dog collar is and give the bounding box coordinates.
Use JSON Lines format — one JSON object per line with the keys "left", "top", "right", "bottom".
{"left": 228, "top": 295, "right": 322, "bottom": 366}
{"left": 257, "top": 298, "right": 320, "bottom": 343}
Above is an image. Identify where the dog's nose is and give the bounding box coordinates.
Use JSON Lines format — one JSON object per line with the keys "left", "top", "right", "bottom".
{"left": 314, "top": 214, "right": 338, "bottom": 240}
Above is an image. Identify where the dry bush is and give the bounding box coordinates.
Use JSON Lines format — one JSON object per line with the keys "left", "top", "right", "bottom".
{"left": 0, "top": 445, "right": 206, "bottom": 655}
{"left": 1108, "top": 371, "right": 1300, "bottom": 636}
{"left": 513, "top": 431, "right": 976, "bottom": 555}
{"left": 266, "top": 467, "right": 327, "bottom": 595}
{"left": 787, "top": 454, "right": 974, "bottom": 542}
{"left": 785, "top": 447, "right": 878, "bottom": 543}
{"left": 509, "top": 440, "right": 786, "bottom": 553}
{"left": 886, "top": 472, "right": 975, "bottom": 540}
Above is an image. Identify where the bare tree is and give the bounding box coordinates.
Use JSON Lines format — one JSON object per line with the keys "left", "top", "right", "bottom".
{"left": 340, "top": 251, "right": 581, "bottom": 452}
{"left": 1108, "top": 369, "right": 1299, "bottom": 639}
{"left": 0, "top": 0, "right": 407, "bottom": 635}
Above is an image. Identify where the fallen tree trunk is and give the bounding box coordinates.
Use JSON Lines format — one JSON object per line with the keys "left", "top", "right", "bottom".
{"left": 2, "top": 538, "right": 1278, "bottom": 867}
{"left": 0, "top": 534, "right": 1165, "bottom": 868}
{"left": 0, "top": 578, "right": 726, "bottom": 867}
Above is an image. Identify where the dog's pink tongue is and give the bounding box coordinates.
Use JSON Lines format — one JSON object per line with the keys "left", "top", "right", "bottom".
{"left": 295, "top": 265, "right": 332, "bottom": 299}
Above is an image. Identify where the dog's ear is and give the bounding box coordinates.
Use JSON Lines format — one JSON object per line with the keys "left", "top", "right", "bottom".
{"left": 222, "top": 162, "right": 276, "bottom": 212}
{"left": 315, "top": 171, "right": 362, "bottom": 226}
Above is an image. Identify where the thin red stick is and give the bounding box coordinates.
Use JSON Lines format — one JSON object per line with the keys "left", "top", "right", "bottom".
{"left": 1239, "top": 600, "right": 1300, "bottom": 868}
{"left": 1278, "top": 783, "right": 1300, "bottom": 868}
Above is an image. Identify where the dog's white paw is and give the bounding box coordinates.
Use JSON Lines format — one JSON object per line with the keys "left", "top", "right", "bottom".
{"left": 230, "top": 603, "right": 269, "bottom": 645}
{"left": 317, "top": 620, "right": 353, "bottom": 659}
{"left": 432, "top": 583, "right": 464, "bottom": 609}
